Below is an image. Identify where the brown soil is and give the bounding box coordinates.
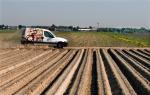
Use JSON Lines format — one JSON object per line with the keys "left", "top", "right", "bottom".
{"left": 0, "top": 47, "right": 149, "bottom": 95}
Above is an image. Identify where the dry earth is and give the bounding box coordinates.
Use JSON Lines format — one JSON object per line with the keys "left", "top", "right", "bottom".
{"left": 0, "top": 47, "right": 150, "bottom": 95}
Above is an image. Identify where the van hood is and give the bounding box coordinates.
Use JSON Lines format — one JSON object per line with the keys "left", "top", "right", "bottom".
{"left": 51, "top": 37, "right": 68, "bottom": 43}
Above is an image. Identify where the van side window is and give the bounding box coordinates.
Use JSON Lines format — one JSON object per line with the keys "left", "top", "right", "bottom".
{"left": 44, "top": 31, "right": 54, "bottom": 38}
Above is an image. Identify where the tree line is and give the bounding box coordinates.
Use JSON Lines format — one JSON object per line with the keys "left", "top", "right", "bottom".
{"left": 0, "top": 24, "right": 150, "bottom": 33}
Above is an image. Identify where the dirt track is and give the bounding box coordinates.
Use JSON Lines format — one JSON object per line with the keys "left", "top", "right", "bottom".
{"left": 0, "top": 47, "right": 150, "bottom": 95}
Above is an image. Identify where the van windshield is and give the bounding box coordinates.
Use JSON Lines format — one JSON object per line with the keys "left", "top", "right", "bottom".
{"left": 44, "top": 31, "right": 54, "bottom": 38}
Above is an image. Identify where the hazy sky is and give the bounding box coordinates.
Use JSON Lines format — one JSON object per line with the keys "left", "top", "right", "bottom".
{"left": 1, "top": 0, "right": 150, "bottom": 28}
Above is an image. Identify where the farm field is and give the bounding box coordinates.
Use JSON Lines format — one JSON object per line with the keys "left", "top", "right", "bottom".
{"left": 0, "top": 48, "right": 149, "bottom": 95}
{"left": 55, "top": 32, "right": 150, "bottom": 47}
{"left": 0, "top": 30, "right": 21, "bottom": 48}
{"left": 0, "top": 29, "right": 150, "bottom": 48}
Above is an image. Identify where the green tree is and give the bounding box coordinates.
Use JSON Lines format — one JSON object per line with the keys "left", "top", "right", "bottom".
{"left": 18, "top": 25, "right": 23, "bottom": 29}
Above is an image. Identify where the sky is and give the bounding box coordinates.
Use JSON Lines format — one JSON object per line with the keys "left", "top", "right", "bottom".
{"left": 1, "top": 0, "right": 150, "bottom": 28}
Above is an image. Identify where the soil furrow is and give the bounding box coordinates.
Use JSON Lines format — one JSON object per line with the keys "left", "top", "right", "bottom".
{"left": 144, "top": 49, "right": 150, "bottom": 54}
{"left": 130, "top": 49, "right": 150, "bottom": 61}
{"left": 77, "top": 49, "right": 92, "bottom": 95}
{"left": 54, "top": 49, "right": 84, "bottom": 95}
{"left": 108, "top": 49, "right": 150, "bottom": 95}
{"left": 115, "top": 49, "right": 150, "bottom": 81}
{"left": 101, "top": 49, "right": 135, "bottom": 95}
{"left": 0, "top": 50, "right": 12, "bottom": 56}
{"left": 0, "top": 48, "right": 149, "bottom": 95}
{"left": 0, "top": 50, "right": 46, "bottom": 75}
{"left": 14, "top": 50, "right": 75, "bottom": 95}
{"left": 65, "top": 49, "right": 87, "bottom": 95}
{"left": 40, "top": 49, "right": 78, "bottom": 95}
{"left": 0, "top": 49, "right": 21, "bottom": 59}
{"left": 91, "top": 50, "right": 98, "bottom": 95}
{"left": 123, "top": 49, "right": 150, "bottom": 69}
{"left": 0, "top": 50, "right": 54, "bottom": 87}
{"left": 0, "top": 50, "right": 59, "bottom": 90}
{"left": 43, "top": 49, "right": 81, "bottom": 95}
{"left": 97, "top": 49, "right": 112, "bottom": 95}
{"left": 0, "top": 50, "right": 68, "bottom": 95}
{"left": 0, "top": 50, "right": 31, "bottom": 63}
{"left": 137, "top": 49, "right": 150, "bottom": 56}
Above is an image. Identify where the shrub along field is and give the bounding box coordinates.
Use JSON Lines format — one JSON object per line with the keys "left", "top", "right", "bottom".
{"left": 0, "top": 29, "right": 150, "bottom": 47}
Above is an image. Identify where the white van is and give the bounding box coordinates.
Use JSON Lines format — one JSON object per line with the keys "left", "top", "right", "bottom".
{"left": 21, "top": 28, "right": 68, "bottom": 48}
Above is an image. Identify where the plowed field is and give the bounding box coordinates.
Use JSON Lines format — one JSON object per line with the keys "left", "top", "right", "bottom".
{"left": 0, "top": 48, "right": 150, "bottom": 95}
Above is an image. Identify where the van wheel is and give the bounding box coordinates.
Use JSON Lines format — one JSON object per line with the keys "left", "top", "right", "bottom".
{"left": 21, "top": 40, "right": 28, "bottom": 45}
{"left": 21, "top": 40, "right": 26, "bottom": 44}
{"left": 21, "top": 41, "right": 24, "bottom": 44}
{"left": 57, "top": 42, "right": 63, "bottom": 48}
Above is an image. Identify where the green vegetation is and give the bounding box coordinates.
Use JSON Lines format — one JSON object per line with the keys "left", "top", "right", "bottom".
{"left": 108, "top": 32, "right": 150, "bottom": 47}
{"left": 0, "top": 29, "right": 21, "bottom": 43}
{"left": 0, "top": 29, "right": 150, "bottom": 47}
